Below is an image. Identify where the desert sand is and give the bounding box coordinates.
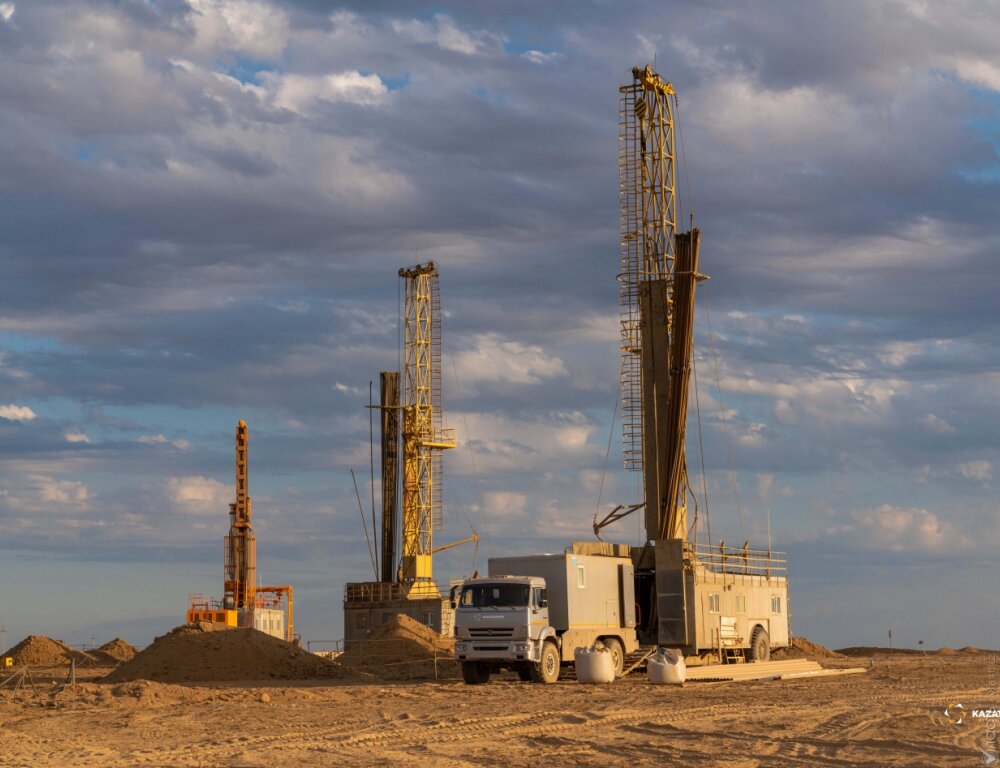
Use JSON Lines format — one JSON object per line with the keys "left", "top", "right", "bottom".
{"left": 0, "top": 647, "right": 990, "bottom": 767}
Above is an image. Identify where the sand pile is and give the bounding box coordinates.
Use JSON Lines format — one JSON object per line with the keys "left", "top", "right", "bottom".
{"left": 772, "top": 636, "right": 844, "bottom": 660}
{"left": 5, "top": 635, "right": 98, "bottom": 667}
{"left": 104, "top": 623, "right": 350, "bottom": 683}
{"left": 93, "top": 638, "right": 138, "bottom": 664}
{"left": 338, "top": 614, "right": 458, "bottom": 680}
{"left": 837, "top": 646, "right": 924, "bottom": 656}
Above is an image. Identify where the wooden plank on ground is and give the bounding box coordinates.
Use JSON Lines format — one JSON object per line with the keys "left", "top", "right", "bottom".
{"left": 779, "top": 667, "right": 868, "bottom": 680}
{"left": 685, "top": 660, "right": 823, "bottom": 682}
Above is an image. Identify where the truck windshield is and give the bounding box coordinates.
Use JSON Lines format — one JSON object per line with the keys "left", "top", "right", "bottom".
{"left": 460, "top": 584, "right": 530, "bottom": 608}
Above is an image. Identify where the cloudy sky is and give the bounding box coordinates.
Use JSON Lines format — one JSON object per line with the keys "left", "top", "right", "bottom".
{"left": 0, "top": 0, "right": 997, "bottom": 651}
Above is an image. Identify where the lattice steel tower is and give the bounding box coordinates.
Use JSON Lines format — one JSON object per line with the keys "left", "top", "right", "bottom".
{"left": 398, "top": 262, "right": 456, "bottom": 596}
{"left": 619, "top": 65, "right": 678, "bottom": 475}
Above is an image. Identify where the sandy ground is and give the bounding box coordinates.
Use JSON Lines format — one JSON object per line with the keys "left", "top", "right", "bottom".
{"left": 0, "top": 654, "right": 992, "bottom": 767}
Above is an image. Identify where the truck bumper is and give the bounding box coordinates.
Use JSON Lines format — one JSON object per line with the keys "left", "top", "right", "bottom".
{"left": 455, "top": 641, "right": 537, "bottom": 663}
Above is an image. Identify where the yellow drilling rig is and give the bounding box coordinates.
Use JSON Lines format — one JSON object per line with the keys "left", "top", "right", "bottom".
{"left": 187, "top": 420, "right": 296, "bottom": 643}
{"left": 342, "top": 261, "right": 477, "bottom": 648}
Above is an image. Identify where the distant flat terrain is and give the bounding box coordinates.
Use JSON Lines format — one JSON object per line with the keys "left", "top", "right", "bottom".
{"left": 0, "top": 653, "right": 986, "bottom": 766}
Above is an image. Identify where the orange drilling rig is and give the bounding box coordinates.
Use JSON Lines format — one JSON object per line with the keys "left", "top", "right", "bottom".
{"left": 187, "top": 420, "right": 296, "bottom": 643}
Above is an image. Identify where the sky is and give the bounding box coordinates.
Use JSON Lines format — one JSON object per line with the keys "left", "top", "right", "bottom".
{"left": 0, "top": 0, "right": 998, "bottom": 652}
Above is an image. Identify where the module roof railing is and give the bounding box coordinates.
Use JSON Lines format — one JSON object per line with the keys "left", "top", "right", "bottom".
{"left": 690, "top": 542, "right": 787, "bottom": 578}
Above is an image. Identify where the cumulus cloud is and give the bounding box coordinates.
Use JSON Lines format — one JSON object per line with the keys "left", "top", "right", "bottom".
{"left": 166, "top": 476, "right": 231, "bottom": 514}
{"left": 188, "top": 0, "right": 289, "bottom": 59}
{"left": 265, "top": 71, "right": 389, "bottom": 114}
{"left": 3, "top": 475, "right": 92, "bottom": 509}
{"left": 921, "top": 414, "right": 956, "bottom": 435}
{"left": 391, "top": 14, "right": 501, "bottom": 55}
{"left": 949, "top": 57, "right": 1000, "bottom": 92}
{"left": 481, "top": 490, "right": 527, "bottom": 522}
{"left": 721, "top": 372, "right": 906, "bottom": 428}
{"left": 0, "top": 3, "right": 13, "bottom": 23}
{"left": 0, "top": 405, "right": 36, "bottom": 422}
{"left": 64, "top": 432, "right": 90, "bottom": 444}
{"left": 957, "top": 460, "right": 992, "bottom": 484}
{"left": 452, "top": 334, "right": 567, "bottom": 390}
{"left": 843, "top": 504, "right": 970, "bottom": 554}
{"left": 139, "top": 434, "right": 191, "bottom": 450}
{"left": 448, "top": 409, "right": 597, "bottom": 478}
{"left": 522, "top": 50, "right": 561, "bottom": 65}
{"left": 755, "top": 473, "right": 791, "bottom": 503}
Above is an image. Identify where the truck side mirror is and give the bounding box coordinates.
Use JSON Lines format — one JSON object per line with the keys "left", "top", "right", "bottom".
{"left": 449, "top": 585, "right": 459, "bottom": 610}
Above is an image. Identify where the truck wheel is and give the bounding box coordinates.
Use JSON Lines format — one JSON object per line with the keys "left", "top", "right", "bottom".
{"left": 749, "top": 627, "right": 770, "bottom": 662}
{"left": 603, "top": 637, "right": 625, "bottom": 677}
{"left": 515, "top": 663, "right": 533, "bottom": 681}
{"left": 462, "top": 661, "right": 490, "bottom": 684}
{"left": 531, "top": 641, "right": 560, "bottom": 684}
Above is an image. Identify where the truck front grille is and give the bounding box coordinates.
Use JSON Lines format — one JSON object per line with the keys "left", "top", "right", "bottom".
{"left": 468, "top": 627, "right": 514, "bottom": 639}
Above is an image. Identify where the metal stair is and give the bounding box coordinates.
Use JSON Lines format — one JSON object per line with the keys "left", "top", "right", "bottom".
{"left": 621, "top": 646, "right": 657, "bottom": 676}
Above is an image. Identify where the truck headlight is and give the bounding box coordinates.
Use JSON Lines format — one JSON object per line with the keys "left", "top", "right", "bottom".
{"left": 455, "top": 643, "right": 468, "bottom": 653}
{"left": 514, "top": 643, "right": 530, "bottom": 653}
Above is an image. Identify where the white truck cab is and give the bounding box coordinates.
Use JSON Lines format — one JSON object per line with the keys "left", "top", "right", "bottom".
{"left": 453, "top": 553, "right": 638, "bottom": 684}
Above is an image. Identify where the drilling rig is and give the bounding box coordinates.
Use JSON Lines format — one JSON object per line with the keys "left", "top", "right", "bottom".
{"left": 342, "top": 262, "right": 476, "bottom": 648}
{"left": 589, "top": 65, "right": 790, "bottom": 662}
{"left": 187, "top": 420, "right": 295, "bottom": 643}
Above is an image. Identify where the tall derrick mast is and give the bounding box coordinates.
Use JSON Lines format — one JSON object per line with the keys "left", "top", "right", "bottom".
{"left": 591, "top": 66, "right": 788, "bottom": 658}
{"left": 188, "top": 420, "right": 294, "bottom": 643}
{"left": 224, "top": 420, "right": 256, "bottom": 609}
{"left": 619, "top": 65, "right": 702, "bottom": 543}
{"left": 398, "top": 262, "right": 456, "bottom": 597}
{"left": 343, "top": 262, "right": 472, "bottom": 646}
{"left": 379, "top": 371, "right": 401, "bottom": 584}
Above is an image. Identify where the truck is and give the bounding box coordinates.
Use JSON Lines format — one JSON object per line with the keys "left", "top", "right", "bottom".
{"left": 452, "top": 552, "right": 638, "bottom": 684}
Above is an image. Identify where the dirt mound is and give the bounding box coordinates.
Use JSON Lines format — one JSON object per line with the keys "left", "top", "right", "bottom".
{"left": 937, "top": 647, "right": 958, "bottom": 655}
{"left": 772, "top": 636, "right": 844, "bottom": 660}
{"left": 338, "top": 614, "right": 458, "bottom": 680}
{"left": 5, "top": 635, "right": 98, "bottom": 667}
{"left": 95, "top": 638, "right": 138, "bottom": 663}
{"left": 103, "top": 623, "right": 351, "bottom": 683}
{"left": 836, "top": 646, "right": 921, "bottom": 656}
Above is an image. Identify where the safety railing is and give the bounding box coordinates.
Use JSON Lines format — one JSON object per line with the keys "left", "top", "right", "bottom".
{"left": 343, "top": 582, "right": 408, "bottom": 604}
{"left": 691, "top": 542, "right": 787, "bottom": 578}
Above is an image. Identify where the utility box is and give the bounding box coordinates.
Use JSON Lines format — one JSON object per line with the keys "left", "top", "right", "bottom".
{"left": 249, "top": 608, "right": 286, "bottom": 641}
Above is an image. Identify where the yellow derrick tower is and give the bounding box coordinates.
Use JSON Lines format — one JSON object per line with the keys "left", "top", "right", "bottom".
{"left": 342, "top": 261, "right": 475, "bottom": 648}
{"left": 398, "top": 262, "right": 456, "bottom": 596}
